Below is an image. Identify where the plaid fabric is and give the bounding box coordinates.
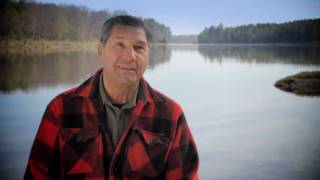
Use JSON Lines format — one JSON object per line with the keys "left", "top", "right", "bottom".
{"left": 24, "top": 69, "right": 199, "bottom": 180}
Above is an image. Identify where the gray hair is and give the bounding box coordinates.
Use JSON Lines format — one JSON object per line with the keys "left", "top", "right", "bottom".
{"left": 100, "top": 15, "right": 151, "bottom": 46}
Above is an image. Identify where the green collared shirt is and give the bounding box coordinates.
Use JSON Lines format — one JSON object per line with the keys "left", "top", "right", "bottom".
{"left": 99, "top": 73, "right": 139, "bottom": 147}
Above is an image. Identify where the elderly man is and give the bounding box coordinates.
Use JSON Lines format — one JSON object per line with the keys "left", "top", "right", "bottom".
{"left": 24, "top": 15, "right": 199, "bottom": 179}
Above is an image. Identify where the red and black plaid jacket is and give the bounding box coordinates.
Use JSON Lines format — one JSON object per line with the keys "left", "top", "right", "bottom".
{"left": 24, "top": 69, "right": 199, "bottom": 180}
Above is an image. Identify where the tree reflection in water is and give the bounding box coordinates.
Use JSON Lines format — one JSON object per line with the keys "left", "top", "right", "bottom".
{"left": 0, "top": 44, "right": 172, "bottom": 93}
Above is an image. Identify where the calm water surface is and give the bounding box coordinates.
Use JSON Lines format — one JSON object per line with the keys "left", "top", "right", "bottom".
{"left": 0, "top": 44, "right": 320, "bottom": 179}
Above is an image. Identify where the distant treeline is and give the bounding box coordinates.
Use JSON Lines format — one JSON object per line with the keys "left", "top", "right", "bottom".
{"left": 170, "top": 35, "right": 198, "bottom": 43}
{"left": 198, "top": 19, "right": 320, "bottom": 44}
{"left": 0, "top": 0, "right": 171, "bottom": 43}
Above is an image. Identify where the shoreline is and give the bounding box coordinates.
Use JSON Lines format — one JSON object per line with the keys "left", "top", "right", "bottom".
{"left": 1, "top": 40, "right": 319, "bottom": 55}
{"left": 0, "top": 40, "right": 98, "bottom": 53}
{"left": 1, "top": 40, "right": 320, "bottom": 48}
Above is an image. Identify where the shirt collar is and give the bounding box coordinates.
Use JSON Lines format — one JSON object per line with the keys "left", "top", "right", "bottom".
{"left": 70, "top": 68, "right": 151, "bottom": 104}
{"left": 99, "top": 73, "right": 143, "bottom": 109}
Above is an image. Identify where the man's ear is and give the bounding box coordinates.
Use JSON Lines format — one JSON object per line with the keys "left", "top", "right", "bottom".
{"left": 98, "top": 42, "right": 103, "bottom": 57}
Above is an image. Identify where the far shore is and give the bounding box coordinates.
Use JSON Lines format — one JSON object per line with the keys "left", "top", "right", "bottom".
{"left": 0, "top": 40, "right": 98, "bottom": 53}
{"left": 1, "top": 40, "right": 320, "bottom": 54}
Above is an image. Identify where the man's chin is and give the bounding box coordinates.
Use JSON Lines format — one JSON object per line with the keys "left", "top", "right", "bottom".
{"left": 116, "top": 77, "right": 139, "bottom": 86}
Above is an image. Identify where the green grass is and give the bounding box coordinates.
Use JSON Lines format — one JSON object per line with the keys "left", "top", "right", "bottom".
{"left": 276, "top": 71, "right": 320, "bottom": 83}
{"left": 0, "top": 40, "right": 98, "bottom": 53}
{"left": 275, "top": 71, "right": 320, "bottom": 96}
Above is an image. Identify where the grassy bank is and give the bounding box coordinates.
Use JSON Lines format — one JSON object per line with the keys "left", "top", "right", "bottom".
{"left": 275, "top": 71, "right": 320, "bottom": 96}
{"left": 0, "top": 40, "right": 98, "bottom": 53}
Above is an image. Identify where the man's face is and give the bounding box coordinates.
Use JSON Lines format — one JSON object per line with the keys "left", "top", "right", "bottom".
{"left": 98, "top": 25, "right": 149, "bottom": 86}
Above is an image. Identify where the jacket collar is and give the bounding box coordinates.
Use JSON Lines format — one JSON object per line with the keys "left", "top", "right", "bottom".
{"left": 70, "top": 68, "right": 153, "bottom": 104}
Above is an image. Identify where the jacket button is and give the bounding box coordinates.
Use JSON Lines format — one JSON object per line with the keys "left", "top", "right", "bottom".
{"left": 76, "top": 135, "right": 82, "bottom": 142}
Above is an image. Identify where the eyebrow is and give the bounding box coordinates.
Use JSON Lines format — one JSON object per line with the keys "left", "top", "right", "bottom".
{"left": 113, "top": 36, "right": 147, "bottom": 46}
{"left": 135, "top": 41, "right": 147, "bottom": 46}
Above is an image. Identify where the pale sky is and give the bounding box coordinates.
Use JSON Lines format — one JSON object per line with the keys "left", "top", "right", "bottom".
{"left": 36, "top": 0, "right": 320, "bottom": 35}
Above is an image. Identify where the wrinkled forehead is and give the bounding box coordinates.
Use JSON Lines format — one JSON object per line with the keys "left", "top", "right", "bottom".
{"left": 108, "top": 25, "right": 149, "bottom": 45}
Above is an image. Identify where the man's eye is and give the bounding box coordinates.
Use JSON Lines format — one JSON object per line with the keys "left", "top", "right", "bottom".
{"left": 116, "top": 42, "right": 125, "bottom": 48}
{"left": 134, "top": 45, "right": 145, "bottom": 51}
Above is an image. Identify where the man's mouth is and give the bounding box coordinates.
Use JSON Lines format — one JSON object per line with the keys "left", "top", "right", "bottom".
{"left": 117, "top": 65, "right": 136, "bottom": 71}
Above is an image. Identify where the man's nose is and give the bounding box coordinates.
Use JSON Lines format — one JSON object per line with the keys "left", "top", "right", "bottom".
{"left": 125, "top": 47, "right": 137, "bottom": 60}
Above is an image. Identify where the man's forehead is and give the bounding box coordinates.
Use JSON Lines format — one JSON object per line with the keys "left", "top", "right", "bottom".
{"left": 109, "top": 25, "right": 148, "bottom": 43}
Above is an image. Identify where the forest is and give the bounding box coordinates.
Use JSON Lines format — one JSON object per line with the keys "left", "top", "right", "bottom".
{"left": 1, "top": 0, "right": 319, "bottom": 44}
{"left": 0, "top": 0, "right": 172, "bottom": 43}
{"left": 198, "top": 19, "right": 320, "bottom": 43}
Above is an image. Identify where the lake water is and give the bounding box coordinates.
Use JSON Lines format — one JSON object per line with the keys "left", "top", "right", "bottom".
{"left": 0, "top": 44, "right": 320, "bottom": 180}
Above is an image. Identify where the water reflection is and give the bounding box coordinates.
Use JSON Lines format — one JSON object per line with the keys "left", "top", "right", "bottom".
{"left": 0, "top": 51, "right": 99, "bottom": 92}
{"left": 149, "top": 44, "right": 172, "bottom": 69}
{"left": 0, "top": 45, "right": 171, "bottom": 92}
{"left": 169, "top": 44, "right": 199, "bottom": 51}
{"left": 198, "top": 44, "right": 320, "bottom": 65}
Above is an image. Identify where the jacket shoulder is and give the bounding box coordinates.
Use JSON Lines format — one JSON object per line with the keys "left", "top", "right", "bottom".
{"left": 148, "top": 86, "right": 184, "bottom": 121}
{"left": 47, "top": 73, "right": 96, "bottom": 110}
